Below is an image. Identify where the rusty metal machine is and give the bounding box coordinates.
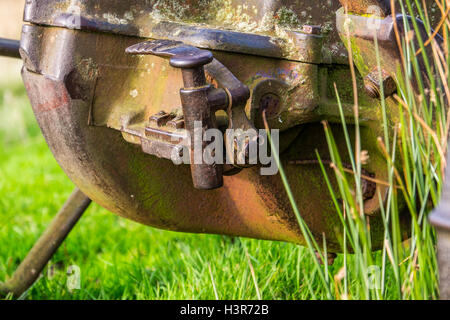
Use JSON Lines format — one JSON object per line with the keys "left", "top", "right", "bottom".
{"left": 0, "top": 0, "right": 446, "bottom": 298}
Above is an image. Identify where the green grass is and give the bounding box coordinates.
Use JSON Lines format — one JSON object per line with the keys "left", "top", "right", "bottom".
{"left": 0, "top": 0, "right": 448, "bottom": 300}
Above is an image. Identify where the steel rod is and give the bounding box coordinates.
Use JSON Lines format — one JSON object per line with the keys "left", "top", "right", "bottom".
{"left": 0, "top": 38, "right": 20, "bottom": 59}
{"left": 0, "top": 188, "right": 91, "bottom": 297}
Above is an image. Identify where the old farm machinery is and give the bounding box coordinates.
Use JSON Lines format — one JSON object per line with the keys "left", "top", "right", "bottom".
{"left": 0, "top": 0, "right": 448, "bottom": 298}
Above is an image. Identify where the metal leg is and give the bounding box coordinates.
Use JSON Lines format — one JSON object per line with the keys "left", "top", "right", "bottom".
{"left": 430, "top": 208, "right": 450, "bottom": 300}
{"left": 436, "top": 230, "right": 450, "bottom": 300}
{"left": 0, "top": 188, "right": 91, "bottom": 297}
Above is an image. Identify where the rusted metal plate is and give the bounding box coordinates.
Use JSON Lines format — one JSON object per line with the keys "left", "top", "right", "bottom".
{"left": 22, "top": 0, "right": 339, "bottom": 64}
{"left": 22, "top": 1, "right": 442, "bottom": 66}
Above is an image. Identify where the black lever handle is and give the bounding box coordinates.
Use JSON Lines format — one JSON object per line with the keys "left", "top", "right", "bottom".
{"left": 127, "top": 40, "right": 223, "bottom": 190}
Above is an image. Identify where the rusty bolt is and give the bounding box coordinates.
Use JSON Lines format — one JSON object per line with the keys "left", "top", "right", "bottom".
{"left": 259, "top": 93, "right": 281, "bottom": 118}
{"left": 302, "top": 25, "right": 322, "bottom": 35}
{"left": 364, "top": 69, "right": 397, "bottom": 99}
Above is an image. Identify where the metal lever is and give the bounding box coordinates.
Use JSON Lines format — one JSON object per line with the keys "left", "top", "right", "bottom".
{"left": 127, "top": 40, "right": 224, "bottom": 190}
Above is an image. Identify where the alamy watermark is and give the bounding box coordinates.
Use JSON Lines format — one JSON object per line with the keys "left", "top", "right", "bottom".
{"left": 47, "top": 263, "right": 81, "bottom": 292}
{"left": 168, "top": 121, "right": 280, "bottom": 176}
{"left": 366, "top": 5, "right": 384, "bottom": 31}
{"left": 367, "top": 265, "right": 382, "bottom": 290}
{"left": 343, "top": 5, "right": 385, "bottom": 35}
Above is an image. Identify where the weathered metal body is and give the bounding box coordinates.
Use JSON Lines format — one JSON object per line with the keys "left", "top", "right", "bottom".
{"left": 0, "top": 0, "right": 446, "bottom": 298}
{"left": 14, "top": 0, "right": 441, "bottom": 251}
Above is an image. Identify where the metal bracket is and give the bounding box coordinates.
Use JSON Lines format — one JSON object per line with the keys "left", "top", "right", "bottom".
{"left": 126, "top": 40, "right": 254, "bottom": 190}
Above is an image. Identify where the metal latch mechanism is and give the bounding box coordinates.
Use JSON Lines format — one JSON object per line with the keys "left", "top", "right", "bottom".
{"left": 126, "top": 40, "right": 254, "bottom": 190}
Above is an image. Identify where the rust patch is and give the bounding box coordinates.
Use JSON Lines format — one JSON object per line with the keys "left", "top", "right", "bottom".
{"left": 25, "top": 76, "right": 70, "bottom": 113}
